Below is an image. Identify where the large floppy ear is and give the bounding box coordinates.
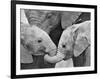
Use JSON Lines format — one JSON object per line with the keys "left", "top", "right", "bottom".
{"left": 21, "top": 44, "right": 33, "bottom": 63}
{"left": 20, "top": 23, "right": 33, "bottom": 63}
{"left": 73, "top": 23, "right": 90, "bottom": 57}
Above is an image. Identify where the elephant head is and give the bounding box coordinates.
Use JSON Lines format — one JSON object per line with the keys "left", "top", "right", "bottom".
{"left": 21, "top": 23, "right": 57, "bottom": 63}
{"left": 24, "top": 9, "right": 61, "bottom": 34}
{"left": 44, "top": 21, "right": 90, "bottom": 64}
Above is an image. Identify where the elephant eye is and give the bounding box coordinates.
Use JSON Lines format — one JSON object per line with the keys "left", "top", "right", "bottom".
{"left": 46, "top": 13, "right": 53, "bottom": 19}
{"left": 37, "top": 38, "right": 43, "bottom": 43}
{"left": 62, "top": 44, "right": 66, "bottom": 48}
{"left": 38, "top": 39, "right": 42, "bottom": 43}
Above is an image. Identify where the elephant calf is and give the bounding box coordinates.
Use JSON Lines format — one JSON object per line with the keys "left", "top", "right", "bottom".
{"left": 21, "top": 23, "right": 57, "bottom": 63}
{"left": 44, "top": 21, "right": 91, "bottom": 67}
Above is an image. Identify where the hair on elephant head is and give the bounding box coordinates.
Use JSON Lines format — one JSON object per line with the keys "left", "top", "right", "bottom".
{"left": 21, "top": 23, "right": 57, "bottom": 63}
{"left": 44, "top": 21, "right": 91, "bottom": 65}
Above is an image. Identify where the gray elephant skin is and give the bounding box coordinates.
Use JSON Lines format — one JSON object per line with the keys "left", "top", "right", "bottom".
{"left": 44, "top": 21, "right": 91, "bottom": 67}
{"left": 21, "top": 23, "right": 57, "bottom": 64}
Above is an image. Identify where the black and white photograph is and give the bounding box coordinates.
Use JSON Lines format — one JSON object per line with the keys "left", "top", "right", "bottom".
{"left": 20, "top": 9, "right": 91, "bottom": 69}
{"left": 11, "top": 1, "right": 97, "bottom": 78}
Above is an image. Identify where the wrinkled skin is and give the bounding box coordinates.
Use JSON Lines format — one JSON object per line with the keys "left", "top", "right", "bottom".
{"left": 24, "top": 9, "right": 60, "bottom": 34}
{"left": 61, "top": 11, "right": 81, "bottom": 29}
{"left": 44, "top": 21, "right": 91, "bottom": 67}
{"left": 21, "top": 23, "right": 57, "bottom": 63}
{"left": 24, "top": 9, "right": 82, "bottom": 33}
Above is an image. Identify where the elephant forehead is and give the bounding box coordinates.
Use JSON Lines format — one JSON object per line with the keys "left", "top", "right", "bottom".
{"left": 32, "top": 26, "right": 50, "bottom": 37}
{"left": 59, "top": 29, "right": 73, "bottom": 43}
{"left": 22, "top": 25, "right": 54, "bottom": 49}
{"left": 25, "top": 25, "right": 49, "bottom": 39}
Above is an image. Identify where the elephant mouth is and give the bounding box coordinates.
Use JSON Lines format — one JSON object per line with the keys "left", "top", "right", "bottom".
{"left": 33, "top": 49, "right": 46, "bottom": 56}
{"left": 33, "top": 48, "right": 57, "bottom": 57}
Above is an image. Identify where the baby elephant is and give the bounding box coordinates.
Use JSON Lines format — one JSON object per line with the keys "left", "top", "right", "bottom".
{"left": 21, "top": 23, "right": 57, "bottom": 63}
{"left": 44, "top": 21, "right": 91, "bottom": 67}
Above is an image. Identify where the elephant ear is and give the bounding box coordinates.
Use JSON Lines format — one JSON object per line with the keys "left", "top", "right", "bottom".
{"left": 21, "top": 44, "right": 33, "bottom": 63}
{"left": 73, "top": 22, "right": 90, "bottom": 57}
{"left": 74, "top": 35, "right": 90, "bottom": 57}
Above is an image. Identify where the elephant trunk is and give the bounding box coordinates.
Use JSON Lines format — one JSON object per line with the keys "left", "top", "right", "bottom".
{"left": 45, "top": 38, "right": 57, "bottom": 56}
{"left": 44, "top": 51, "right": 65, "bottom": 63}
{"left": 46, "top": 49, "right": 57, "bottom": 57}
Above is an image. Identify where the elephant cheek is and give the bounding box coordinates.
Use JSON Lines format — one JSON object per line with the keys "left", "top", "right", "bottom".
{"left": 34, "top": 46, "right": 46, "bottom": 56}
{"left": 58, "top": 47, "right": 73, "bottom": 60}
{"left": 63, "top": 50, "right": 73, "bottom": 60}
{"left": 26, "top": 44, "right": 40, "bottom": 56}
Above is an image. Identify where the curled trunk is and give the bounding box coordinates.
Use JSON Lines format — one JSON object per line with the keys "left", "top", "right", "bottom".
{"left": 44, "top": 51, "right": 65, "bottom": 63}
